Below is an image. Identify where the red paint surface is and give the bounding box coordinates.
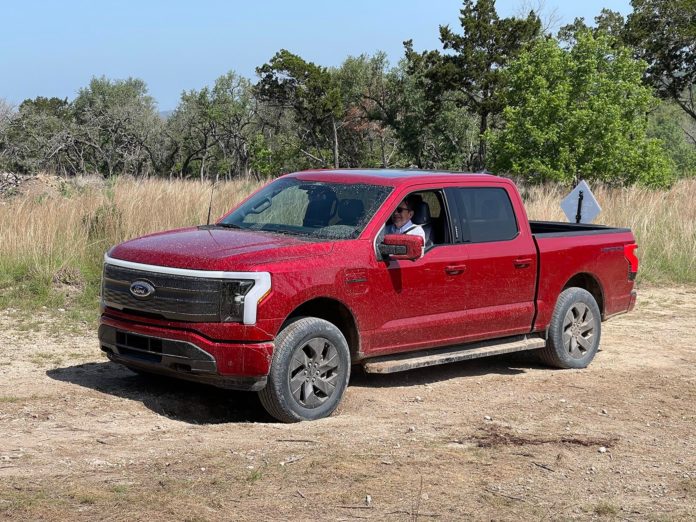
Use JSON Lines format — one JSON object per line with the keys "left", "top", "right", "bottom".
{"left": 102, "top": 169, "right": 637, "bottom": 380}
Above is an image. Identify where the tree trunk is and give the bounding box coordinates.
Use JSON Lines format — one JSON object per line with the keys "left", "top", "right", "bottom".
{"left": 332, "top": 118, "right": 339, "bottom": 168}
{"left": 380, "top": 136, "right": 387, "bottom": 168}
{"left": 240, "top": 143, "right": 253, "bottom": 179}
{"left": 477, "top": 111, "right": 488, "bottom": 171}
{"left": 199, "top": 136, "right": 209, "bottom": 181}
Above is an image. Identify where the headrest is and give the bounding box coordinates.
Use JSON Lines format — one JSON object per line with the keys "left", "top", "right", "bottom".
{"left": 337, "top": 199, "right": 364, "bottom": 225}
{"left": 412, "top": 201, "right": 431, "bottom": 225}
{"left": 303, "top": 188, "right": 337, "bottom": 227}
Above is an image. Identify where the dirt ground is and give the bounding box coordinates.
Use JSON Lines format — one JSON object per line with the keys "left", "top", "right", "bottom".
{"left": 1, "top": 286, "right": 695, "bottom": 521}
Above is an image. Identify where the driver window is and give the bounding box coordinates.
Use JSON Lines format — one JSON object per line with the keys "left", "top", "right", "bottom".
{"left": 381, "top": 190, "right": 452, "bottom": 250}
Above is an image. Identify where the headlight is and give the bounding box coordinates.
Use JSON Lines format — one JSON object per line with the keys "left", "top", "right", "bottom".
{"left": 220, "top": 280, "right": 255, "bottom": 322}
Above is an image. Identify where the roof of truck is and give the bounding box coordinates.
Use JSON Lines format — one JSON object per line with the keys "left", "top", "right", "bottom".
{"left": 285, "top": 168, "right": 500, "bottom": 186}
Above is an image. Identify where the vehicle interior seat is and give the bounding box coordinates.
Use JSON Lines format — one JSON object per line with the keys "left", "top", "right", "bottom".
{"left": 411, "top": 201, "right": 433, "bottom": 248}
{"left": 336, "top": 199, "right": 365, "bottom": 226}
{"left": 303, "top": 188, "right": 338, "bottom": 227}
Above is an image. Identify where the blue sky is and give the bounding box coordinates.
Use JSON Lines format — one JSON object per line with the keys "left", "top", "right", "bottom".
{"left": 1, "top": 0, "right": 631, "bottom": 111}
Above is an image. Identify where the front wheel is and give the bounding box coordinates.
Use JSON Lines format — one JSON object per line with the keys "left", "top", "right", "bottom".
{"left": 259, "top": 317, "right": 351, "bottom": 422}
{"left": 539, "top": 287, "right": 602, "bottom": 369}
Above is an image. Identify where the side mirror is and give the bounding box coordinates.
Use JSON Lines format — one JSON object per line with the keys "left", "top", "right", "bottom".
{"left": 379, "top": 234, "right": 424, "bottom": 261}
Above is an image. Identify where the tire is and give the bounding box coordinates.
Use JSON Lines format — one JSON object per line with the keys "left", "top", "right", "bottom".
{"left": 539, "top": 287, "right": 602, "bottom": 369}
{"left": 259, "top": 317, "right": 351, "bottom": 423}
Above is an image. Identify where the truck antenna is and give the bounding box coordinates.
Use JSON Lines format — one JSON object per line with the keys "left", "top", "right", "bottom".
{"left": 206, "top": 181, "right": 217, "bottom": 226}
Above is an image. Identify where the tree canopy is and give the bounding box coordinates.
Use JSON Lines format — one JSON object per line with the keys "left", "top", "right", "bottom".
{"left": 488, "top": 31, "right": 673, "bottom": 186}
{"left": 624, "top": 0, "right": 696, "bottom": 122}
{"left": 404, "top": 0, "right": 541, "bottom": 169}
{"left": 256, "top": 50, "right": 344, "bottom": 168}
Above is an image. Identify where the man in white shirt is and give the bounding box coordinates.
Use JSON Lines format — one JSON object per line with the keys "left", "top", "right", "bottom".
{"left": 385, "top": 196, "right": 426, "bottom": 242}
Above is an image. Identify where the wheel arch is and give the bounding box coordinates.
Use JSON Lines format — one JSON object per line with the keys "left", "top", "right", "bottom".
{"left": 281, "top": 297, "right": 361, "bottom": 360}
{"left": 562, "top": 272, "right": 605, "bottom": 317}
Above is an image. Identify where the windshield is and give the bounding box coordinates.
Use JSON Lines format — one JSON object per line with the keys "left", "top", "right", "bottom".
{"left": 219, "top": 178, "right": 392, "bottom": 239}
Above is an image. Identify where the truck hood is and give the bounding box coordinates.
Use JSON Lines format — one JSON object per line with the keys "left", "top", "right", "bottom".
{"left": 108, "top": 226, "right": 333, "bottom": 271}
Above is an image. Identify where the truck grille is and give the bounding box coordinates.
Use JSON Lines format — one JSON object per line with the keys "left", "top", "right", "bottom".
{"left": 99, "top": 325, "right": 217, "bottom": 372}
{"left": 102, "top": 263, "right": 223, "bottom": 322}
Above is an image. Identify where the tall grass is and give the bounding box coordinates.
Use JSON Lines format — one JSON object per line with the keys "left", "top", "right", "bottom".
{"left": 0, "top": 176, "right": 694, "bottom": 318}
{"left": 0, "top": 176, "right": 263, "bottom": 315}
{"left": 522, "top": 179, "right": 696, "bottom": 284}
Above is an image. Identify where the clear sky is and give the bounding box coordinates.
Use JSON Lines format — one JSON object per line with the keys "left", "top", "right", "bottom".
{"left": 0, "top": 0, "right": 631, "bottom": 111}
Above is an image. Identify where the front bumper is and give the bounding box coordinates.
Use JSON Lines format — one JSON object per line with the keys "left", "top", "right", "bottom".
{"left": 99, "top": 316, "right": 274, "bottom": 392}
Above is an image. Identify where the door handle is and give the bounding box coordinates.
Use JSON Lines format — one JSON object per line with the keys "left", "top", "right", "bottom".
{"left": 445, "top": 264, "right": 467, "bottom": 275}
{"left": 514, "top": 258, "right": 532, "bottom": 268}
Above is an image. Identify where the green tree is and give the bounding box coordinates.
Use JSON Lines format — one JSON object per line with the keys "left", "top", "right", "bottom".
{"left": 168, "top": 72, "right": 262, "bottom": 180}
{"left": 624, "top": 0, "right": 696, "bottom": 122}
{"left": 72, "top": 77, "right": 162, "bottom": 177}
{"left": 333, "top": 53, "right": 406, "bottom": 168}
{"left": 404, "top": 0, "right": 541, "bottom": 169}
{"left": 168, "top": 87, "right": 218, "bottom": 179}
{"left": 256, "top": 50, "right": 344, "bottom": 168}
{"left": 0, "top": 99, "right": 15, "bottom": 170}
{"left": 0, "top": 98, "right": 14, "bottom": 130}
{"left": 648, "top": 101, "right": 696, "bottom": 176}
{"left": 209, "top": 72, "right": 259, "bottom": 178}
{"left": 558, "top": 9, "right": 626, "bottom": 46}
{"left": 489, "top": 31, "right": 674, "bottom": 186}
{"left": 3, "top": 97, "right": 76, "bottom": 174}
{"left": 385, "top": 57, "right": 480, "bottom": 170}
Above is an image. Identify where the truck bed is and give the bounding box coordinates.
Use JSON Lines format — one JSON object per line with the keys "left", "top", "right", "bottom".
{"left": 531, "top": 222, "right": 636, "bottom": 329}
{"left": 530, "top": 220, "right": 631, "bottom": 237}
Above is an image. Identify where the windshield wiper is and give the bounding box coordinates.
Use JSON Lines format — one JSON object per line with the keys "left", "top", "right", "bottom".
{"left": 214, "top": 223, "right": 243, "bottom": 229}
{"left": 269, "top": 228, "right": 306, "bottom": 236}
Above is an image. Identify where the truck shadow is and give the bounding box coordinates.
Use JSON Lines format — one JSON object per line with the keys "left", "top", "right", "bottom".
{"left": 46, "top": 362, "right": 273, "bottom": 424}
{"left": 46, "top": 352, "right": 544, "bottom": 424}
{"left": 349, "top": 351, "right": 543, "bottom": 388}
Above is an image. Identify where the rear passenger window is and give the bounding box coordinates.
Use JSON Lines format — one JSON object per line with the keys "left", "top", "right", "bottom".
{"left": 455, "top": 188, "right": 519, "bottom": 243}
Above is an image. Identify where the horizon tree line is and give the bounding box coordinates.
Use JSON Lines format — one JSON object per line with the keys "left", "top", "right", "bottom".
{"left": 0, "top": 0, "right": 694, "bottom": 187}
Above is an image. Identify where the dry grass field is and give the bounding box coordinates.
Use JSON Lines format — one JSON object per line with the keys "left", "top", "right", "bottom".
{"left": 0, "top": 175, "right": 694, "bottom": 317}
{"left": 0, "top": 176, "right": 264, "bottom": 316}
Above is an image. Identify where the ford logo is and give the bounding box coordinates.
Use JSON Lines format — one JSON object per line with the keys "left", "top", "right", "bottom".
{"left": 130, "top": 280, "right": 155, "bottom": 299}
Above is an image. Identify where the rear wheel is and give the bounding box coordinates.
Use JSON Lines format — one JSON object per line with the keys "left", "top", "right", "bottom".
{"left": 259, "top": 317, "right": 351, "bottom": 422}
{"left": 539, "top": 287, "right": 601, "bottom": 369}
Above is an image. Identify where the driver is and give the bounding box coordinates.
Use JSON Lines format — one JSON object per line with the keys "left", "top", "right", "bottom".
{"left": 385, "top": 195, "right": 426, "bottom": 242}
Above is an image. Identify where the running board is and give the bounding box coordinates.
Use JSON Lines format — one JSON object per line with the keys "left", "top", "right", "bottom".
{"left": 362, "top": 335, "right": 546, "bottom": 374}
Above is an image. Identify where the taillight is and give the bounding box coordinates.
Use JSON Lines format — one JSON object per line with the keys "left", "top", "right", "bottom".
{"left": 624, "top": 243, "right": 638, "bottom": 280}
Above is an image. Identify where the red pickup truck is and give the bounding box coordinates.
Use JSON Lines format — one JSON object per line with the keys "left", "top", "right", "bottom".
{"left": 99, "top": 170, "right": 638, "bottom": 422}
